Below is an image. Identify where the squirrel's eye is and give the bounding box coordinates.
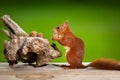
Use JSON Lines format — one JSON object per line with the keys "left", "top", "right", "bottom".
{"left": 57, "top": 26, "right": 62, "bottom": 29}
{"left": 57, "top": 27, "right": 60, "bottom": 29}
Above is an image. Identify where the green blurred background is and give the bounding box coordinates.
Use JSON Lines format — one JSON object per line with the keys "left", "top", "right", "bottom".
{"left": 0, "top": 0, "right": 120, "bottom": 62}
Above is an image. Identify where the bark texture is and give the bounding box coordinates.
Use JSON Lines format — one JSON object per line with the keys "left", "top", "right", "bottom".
{"left": 2, "top": 15, "right": 61, "bottom": 67}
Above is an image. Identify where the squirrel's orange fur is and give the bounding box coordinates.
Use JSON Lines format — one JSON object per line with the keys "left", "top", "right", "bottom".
{"left": 52, "top": 21, "right": 120, "bottom": 70}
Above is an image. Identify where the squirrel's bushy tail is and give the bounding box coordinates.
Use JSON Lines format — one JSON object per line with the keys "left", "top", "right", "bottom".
{"left": 87, "top": 58, "right": 120, "bottom": 70}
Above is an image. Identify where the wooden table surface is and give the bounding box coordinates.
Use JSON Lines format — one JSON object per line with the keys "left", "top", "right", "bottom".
{"left": 0, "top": 63, "right": 120, "bottom": 80}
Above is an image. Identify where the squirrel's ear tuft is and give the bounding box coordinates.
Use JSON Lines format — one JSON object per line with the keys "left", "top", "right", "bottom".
{"left": 63, "top": 20, "right": 68, "bottom": 27}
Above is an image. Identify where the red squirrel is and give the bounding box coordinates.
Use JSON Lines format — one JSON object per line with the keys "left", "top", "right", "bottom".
{"left": 52, "top": 21, "right": 120, "bottom": 70}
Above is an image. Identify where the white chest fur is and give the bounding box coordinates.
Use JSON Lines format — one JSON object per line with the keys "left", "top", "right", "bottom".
{"left": 64, "top": 46, "right": 70, "bottom": 55}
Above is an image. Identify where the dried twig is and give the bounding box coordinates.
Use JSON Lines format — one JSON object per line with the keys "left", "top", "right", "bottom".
{"left": 2, "top": 15, "right": 61, "bottom": 67}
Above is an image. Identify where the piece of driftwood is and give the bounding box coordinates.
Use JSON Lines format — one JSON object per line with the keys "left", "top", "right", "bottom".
{"left": 2, "top": 15, "right": 61, "bottom": 67}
